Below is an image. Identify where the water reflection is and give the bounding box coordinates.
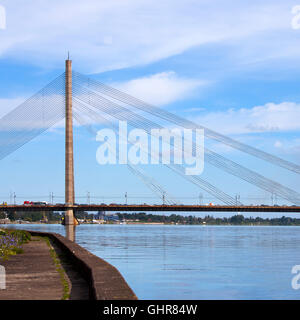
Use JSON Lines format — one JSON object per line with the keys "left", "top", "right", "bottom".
{"left": 65, "top": 225, "right": 76, "bottom": 242}
{"left": 2, "top": 224, "right": 300, "bottom": 299}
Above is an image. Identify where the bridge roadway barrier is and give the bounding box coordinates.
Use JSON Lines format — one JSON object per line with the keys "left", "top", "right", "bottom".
{"left": 27, "top": 230, "right": 137, "bottom": 300}
{"left": 1, "top": 204, "right": 300, "bottom": 212}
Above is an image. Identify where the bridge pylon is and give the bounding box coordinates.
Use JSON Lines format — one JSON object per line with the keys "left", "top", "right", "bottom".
{"left": 64, "top": 59, "right": 76, "bottom": 225}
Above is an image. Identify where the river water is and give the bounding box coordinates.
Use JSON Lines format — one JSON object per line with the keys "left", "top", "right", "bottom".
{"left": 2, "top": 224, "right": 300, "bottom": 300}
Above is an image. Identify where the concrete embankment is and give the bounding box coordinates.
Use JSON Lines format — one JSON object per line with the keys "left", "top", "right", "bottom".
{"left": 0, "top": 235, "right": 73, "bottom": 300}
{"left": 0, "top": 230, "right": 137, "bottom": 300}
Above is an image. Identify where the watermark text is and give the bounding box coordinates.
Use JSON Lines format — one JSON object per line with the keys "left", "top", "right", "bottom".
{"left": 0, "top": 4, "right": 6, "bottom": 30}
{"left": 291, "top": 265, "right": 300, "bottom": 290}
{"left": 96, "top": 121, "right": 204, "bottom": 175}
{"left": 292, "top": 5, "right": 300, "bottom": 29}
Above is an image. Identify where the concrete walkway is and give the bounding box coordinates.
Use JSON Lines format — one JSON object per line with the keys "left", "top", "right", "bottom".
{"left": 0, "top": 237, "right": 89, "bottom": 300}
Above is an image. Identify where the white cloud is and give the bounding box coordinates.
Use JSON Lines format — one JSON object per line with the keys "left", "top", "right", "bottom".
{"left": 270, "top": 138, "right": 300, "bottom": 155}
{"left": 0, "top": 97, "right": 25, "bottom": 118}
{"left": 0, "top": 0, "right": 296, "bottom": 72}
{"left": 114, "top": 71, "right": 205, "bottom": 105}
{"left": 194, "top": 102, "right": 300, "bottom": 135}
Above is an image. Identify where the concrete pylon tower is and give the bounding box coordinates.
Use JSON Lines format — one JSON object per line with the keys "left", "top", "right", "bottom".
{"left": 65, "top": 59, "right": 75, "bottom": 225}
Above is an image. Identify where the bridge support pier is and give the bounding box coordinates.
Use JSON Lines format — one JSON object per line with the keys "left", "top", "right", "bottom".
{"left": 65, "top": 59, "right": 75, "bottom": 225}
{"left": 65, "top": 210, "right": 75, "bottom": 227}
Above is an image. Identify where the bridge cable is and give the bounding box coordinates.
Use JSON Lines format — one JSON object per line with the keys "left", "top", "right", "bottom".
{"left": 0, "top": 72, "right": 66, "bottom": 160}
{"left": 72, "top": 83, "right": 300, "bottom": 205}
{"left": 72, "top": 71, "right": 300, "bottom": 175}
{"left": 73, "top": 99, "right": 238, "bottom": 205}
{"left": 72, "top": 107, "right": 179, "bottom": 205}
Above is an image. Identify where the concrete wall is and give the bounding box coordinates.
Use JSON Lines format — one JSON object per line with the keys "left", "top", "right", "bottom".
{"left": 27, "top": 230, "right": 137, "bottom": 300}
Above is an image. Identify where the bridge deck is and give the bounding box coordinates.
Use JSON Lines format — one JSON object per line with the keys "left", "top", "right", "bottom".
{"left": 1, "top": 205, "right": 300, "bottom": 212}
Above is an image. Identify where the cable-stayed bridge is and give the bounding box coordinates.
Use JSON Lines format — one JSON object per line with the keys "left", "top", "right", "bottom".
{"left": 0, "top": 204, "right": 299, "bottom": 214}
{"left": 1, "top": 59, "right": 300, "bottom": 223}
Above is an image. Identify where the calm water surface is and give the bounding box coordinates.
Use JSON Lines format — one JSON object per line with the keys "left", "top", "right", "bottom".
{"left": 2, "top": 224, "right": 300, "bottom": 300}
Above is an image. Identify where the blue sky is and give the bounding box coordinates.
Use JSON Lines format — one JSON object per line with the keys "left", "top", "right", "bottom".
{"left": 0, "top": 0, "right": 300, "bottom": 215}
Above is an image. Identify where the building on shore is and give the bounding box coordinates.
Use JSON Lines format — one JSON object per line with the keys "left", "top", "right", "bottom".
{"left": 0, "top": 218, "right": 10, "bottom": 224}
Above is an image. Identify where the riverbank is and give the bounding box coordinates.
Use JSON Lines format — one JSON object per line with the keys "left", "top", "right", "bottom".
{"left": 0, "top": 235, "right": 78, "bottom": 299}
{"left": 0, "top": 230, "right": 137, "bottom": 300}
{"left": 3, "top": 220, "right": 300, "bottom": 226}
{"left": 3, "top": 212, "right": 300, "bottom": 226}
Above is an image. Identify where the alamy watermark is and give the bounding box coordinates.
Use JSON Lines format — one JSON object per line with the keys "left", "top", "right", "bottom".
{"left": 0, "top": 4, "right": 6, "bottom": 30}
{"left": 291, "top": 265, "right": 300, "bottom": 290}
{"left": 95, "top": 121, "right": 204, "bottom": 175}
{"left": 0, "top": 265, "right": 5, "bottom": 290}
{"left": 292, "top": 5, "right": 300, "bottom": 29}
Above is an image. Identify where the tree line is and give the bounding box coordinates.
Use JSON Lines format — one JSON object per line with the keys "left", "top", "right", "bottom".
{"left": 117, "top": 213, "right": 300, "bottom": 226}
{"left": 1, "top": 211, "right": 300, "bottom": 225}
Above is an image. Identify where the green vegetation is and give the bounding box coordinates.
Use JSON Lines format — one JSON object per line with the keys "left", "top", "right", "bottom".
{"left": 43, "top": 237, "right": 70, "bottom": 300}
{"left": 5, "top": 211, "right": 62, "bottom": 222}
{"left": 0, "top": 229, "right": 31, "bottom": 261}
{"left": 117, "top": 212, "right": 300, "bottom": 226}
{"left": 3, "top": 210, "right": 300, "bottom": 226}
{"left": 75, "top": 211, "right": 95, "bottom": 220}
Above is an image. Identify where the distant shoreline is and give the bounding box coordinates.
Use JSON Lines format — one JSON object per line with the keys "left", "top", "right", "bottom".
{"left": 2, "top": 212, "right": 300, "bottom": 226}
{"left": 2, "top": 221, "right": 300, "bottom": 227}
{"left": 116, "top": 212, "right": 300, "bottom": 226}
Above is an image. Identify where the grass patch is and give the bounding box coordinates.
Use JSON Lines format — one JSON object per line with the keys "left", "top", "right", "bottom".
{"left": 42, "top": 237, "right": 70, "bottom": 300}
